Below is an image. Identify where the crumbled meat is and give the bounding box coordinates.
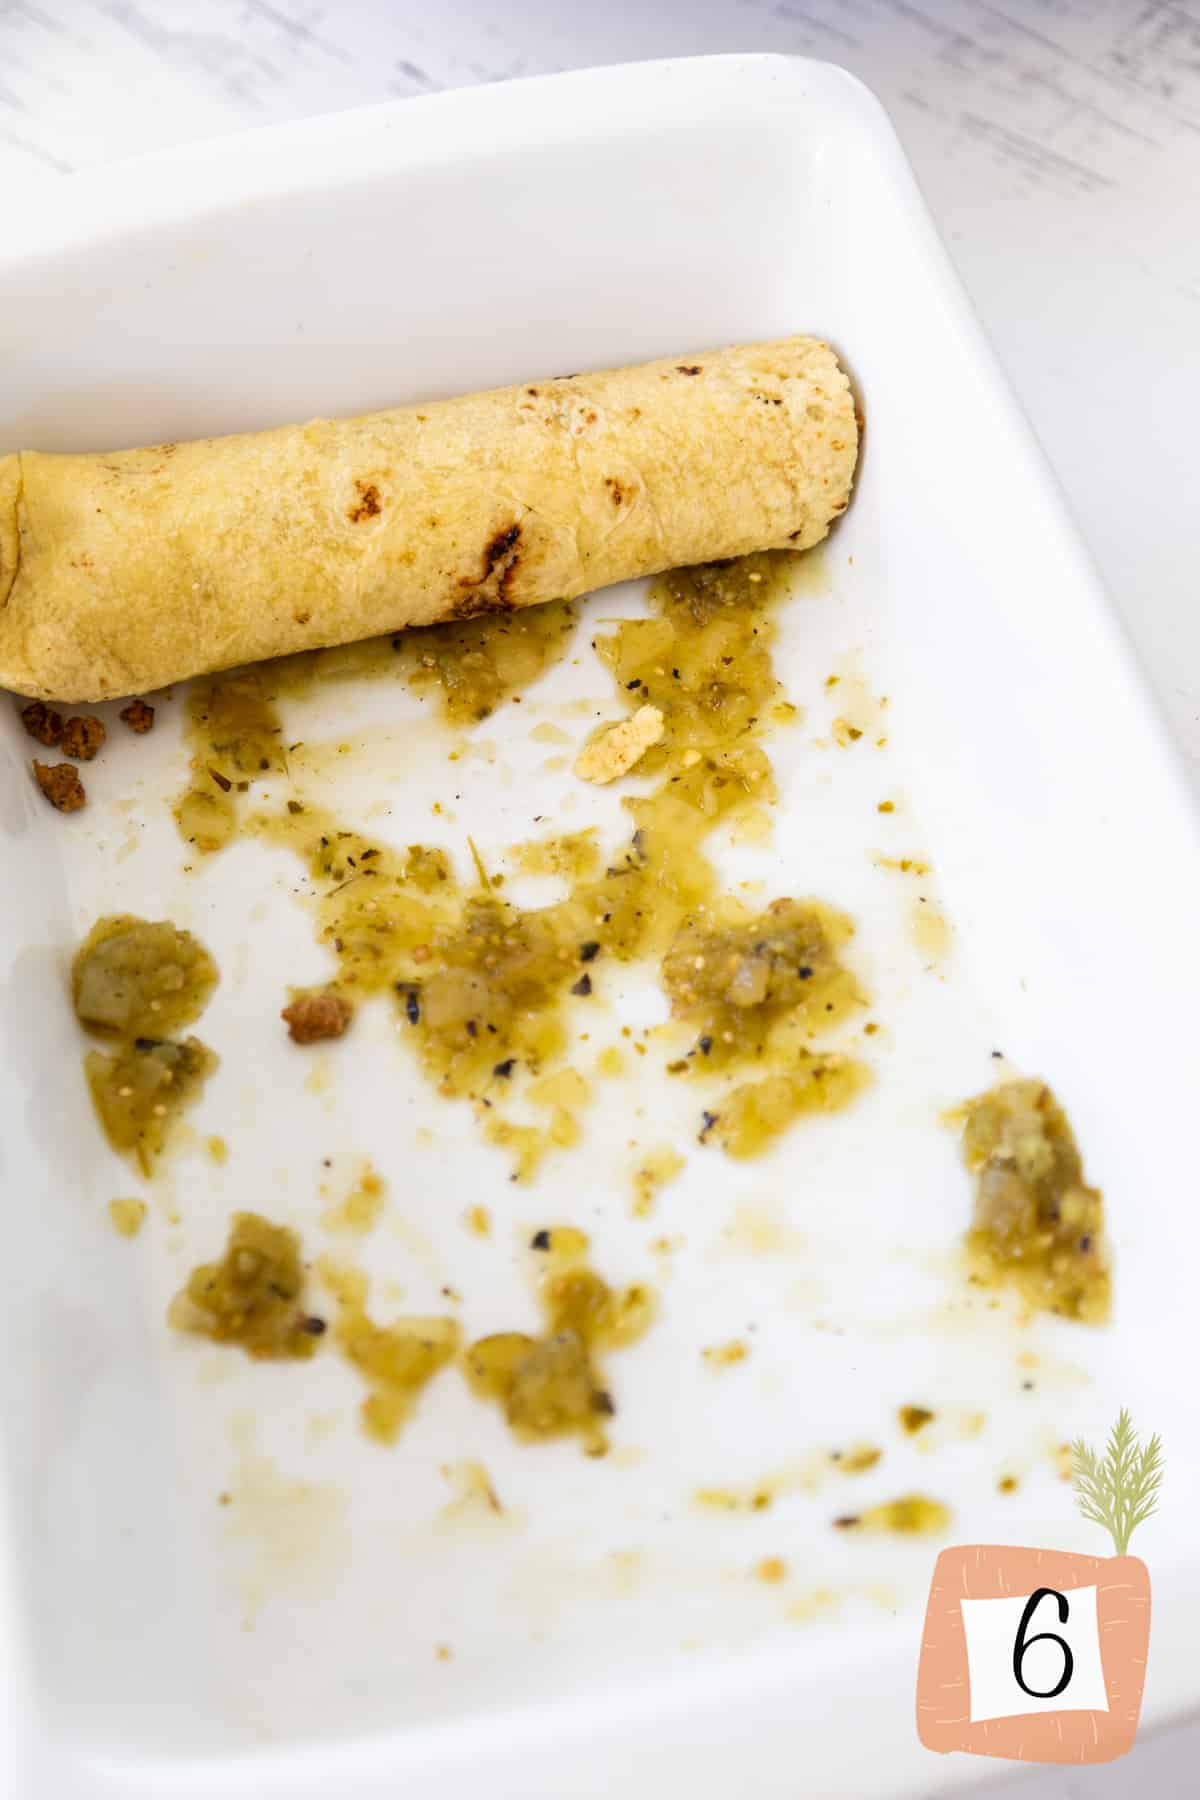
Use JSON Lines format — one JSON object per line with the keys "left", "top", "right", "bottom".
{"left": 119, "top": 699, "right": 155, "bottom": 733}
{"left": 575, "top": 704, "right": 664, "bottom": 784}
{"left": 33, "top": 760, "right": 86, "bottom": 812}
{"left": 61, "top": 715, "right": 107, "bottom": 761}
{"left": 20, "top": 700, "right": 64, "bottom": 746}
{"left": 281, "top": 992, "right": 353, "bottom": 1044}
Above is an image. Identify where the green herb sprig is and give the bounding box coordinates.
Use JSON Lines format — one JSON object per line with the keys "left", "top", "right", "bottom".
{"left": 1070, "top": 1409, "right": 1163, "bottom": 1556}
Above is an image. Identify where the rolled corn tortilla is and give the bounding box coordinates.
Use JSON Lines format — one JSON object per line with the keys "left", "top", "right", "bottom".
{"left": 0, "top": 335, "right": 857, "bottom": 702}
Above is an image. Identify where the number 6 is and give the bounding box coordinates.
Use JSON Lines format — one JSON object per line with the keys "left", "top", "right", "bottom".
{"left": 1012, "top": 1587, "right": 1075, "bottom": 1699}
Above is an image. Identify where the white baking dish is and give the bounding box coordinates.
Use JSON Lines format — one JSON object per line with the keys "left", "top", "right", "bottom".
{"left": 1, "top": 54, "right": 1198, "bottom": 1799}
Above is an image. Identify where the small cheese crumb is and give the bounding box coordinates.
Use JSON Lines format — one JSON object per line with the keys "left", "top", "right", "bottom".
{"left": 575, "top": 705, "right": 664, "bottom": 784}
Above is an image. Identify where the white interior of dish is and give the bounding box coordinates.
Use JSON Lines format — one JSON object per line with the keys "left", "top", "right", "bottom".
{"left": 1, "top": 55, "right": 1197, "bottom": 1800}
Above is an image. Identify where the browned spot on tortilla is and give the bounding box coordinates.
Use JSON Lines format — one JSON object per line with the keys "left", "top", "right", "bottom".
{"left": 676, "top": 364, "right": 703, "bottom": 376}
{"left": 294, "top": 610, "right": 311, "bottom": 625}
{"left": 452, "top": 522, "right": 523, "bottom": 616}
{"left": 604, "top": 476, "right": 630, "bottom": 507}
{"left": 348, "top": 481, "right": 382, "bottom": 523}
{"left": 483, "top": 524, "right": 521, "bottom": 575}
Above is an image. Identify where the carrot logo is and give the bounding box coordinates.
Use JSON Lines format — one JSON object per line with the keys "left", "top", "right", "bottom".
{"left": 916, "top": 1411, "right": 1161, "bottom": 1765}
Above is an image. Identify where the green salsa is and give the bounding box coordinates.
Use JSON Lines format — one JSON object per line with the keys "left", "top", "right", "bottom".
{"left": 72, "top": 914, "right": 220, "bottom": 1171}
{"left": 318, "top": 1258, "right": 459, "bottom": 1443}
{"left": 170, "top": 1211, "right": 323, "bottom": 1358}
{"left": 959, "top": 1077, "right": 1109, "bottom": 1323}
{"left": 465, "top": 1231, "right": 654, "bottom": 1455}
{"left": 72, "top": 915, "right": 217, "bottom": 1039}
{"left": 181, "top": 552, "right": 868, "bottom": 1173}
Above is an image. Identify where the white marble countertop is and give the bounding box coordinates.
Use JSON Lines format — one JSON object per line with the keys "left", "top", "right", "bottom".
{"left": 1, "top": 3, "right": 1197, "bottom": 1795}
